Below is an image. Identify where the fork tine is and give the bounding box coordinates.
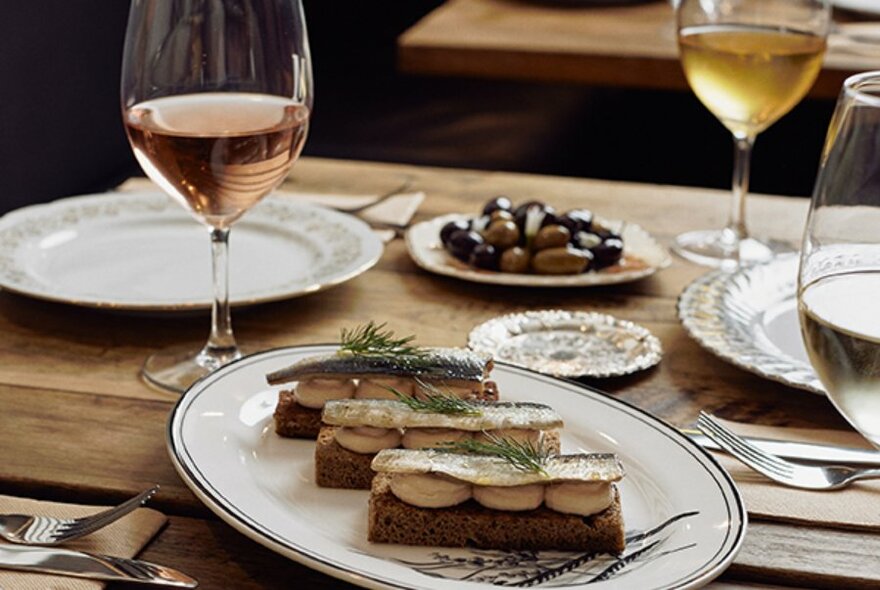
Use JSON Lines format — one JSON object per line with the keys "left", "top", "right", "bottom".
{"left": 51, "top": 485, "right": 160, "bottom": 541}
{"left": 697, "top": 414, "right": 793, "bottom": 480}
{"left": 698, "top": 413, "right": 796, "bottom": 475}
{"left": 697, "top": 413, "right": 793, "bottom": 475}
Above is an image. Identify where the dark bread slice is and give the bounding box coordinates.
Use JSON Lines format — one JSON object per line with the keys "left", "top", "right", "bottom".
{"left": 273, "top": 390, "right": 322, "bottom": 438}
{"left": 274, "top": 380, "right": 501, "bottom": 440}
{"left": 368, "top": 473, "right": 625, "bottom": 552}
{"left": 315, "top": 426, "right": 562, "bottom": 490}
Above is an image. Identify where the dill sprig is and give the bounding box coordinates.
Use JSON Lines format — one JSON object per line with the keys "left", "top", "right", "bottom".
{"left": 390, "top": 383, "right": 482, "bottom": 416}
{"left": 441, "top": 432, "right": 549, "bottom": 476}
{"left": 338, "top": 322, "right": 425, "bottom": 358}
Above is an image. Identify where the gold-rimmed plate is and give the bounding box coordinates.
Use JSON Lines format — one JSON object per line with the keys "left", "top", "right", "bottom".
{"left": 0, "top": 190, "right": 383, "bottom": 312}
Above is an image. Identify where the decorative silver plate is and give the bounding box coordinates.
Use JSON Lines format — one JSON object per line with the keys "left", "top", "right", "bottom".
{"left": 678, "top": 254, "right": 824, "bottom": 395}
{"left": 0, "top": 190, "right": 383, "bottom": 312}
{"left": 468, "top": 310, "right": 663, "bottom": 378}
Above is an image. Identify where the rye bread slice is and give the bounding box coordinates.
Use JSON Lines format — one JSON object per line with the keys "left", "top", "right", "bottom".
{"left": 368, "top": 473, "right": 625, "bottom": 552}
{"left": 315, "top": 426, "right": 562, "bottom": 490}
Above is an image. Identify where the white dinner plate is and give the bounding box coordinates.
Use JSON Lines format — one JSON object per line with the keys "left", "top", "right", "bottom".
{"left": 405, "top": 214, "right": 671, "bottom": 287}
{"left": 678, "top": 254, "right": 824, "bottom": 395}
{"left": 832, "top": 0, "right": 880, "bottom": 16}
{"left": 168, "top": 344, "right": 745, "bottom": 590}
{"left": 0, "top": 191, "right": 383, "bottom": 311}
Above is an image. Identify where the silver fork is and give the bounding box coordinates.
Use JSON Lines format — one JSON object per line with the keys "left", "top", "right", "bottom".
{"left": 331, "top": 179, "right": 413, "bottom": 214}
{"left": 696, "top": 412, "right": 880, "bottom": 491}
{"left": 0, "top": 485, "right": 160, "bottom": 545}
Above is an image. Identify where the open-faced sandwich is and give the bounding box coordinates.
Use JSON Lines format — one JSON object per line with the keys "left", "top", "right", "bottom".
{"left": 267, "top": 323, "right": 496, "bottom": 439}
{"left": 368, "top": 445, "right": 625, "bottom": 553}
{"left": 316, "top": 397, "right": 563, "bottom": 489}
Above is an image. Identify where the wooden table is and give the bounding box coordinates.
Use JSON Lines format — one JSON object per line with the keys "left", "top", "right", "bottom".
{"left": 2, "top": 157, "right": 875, "bottom": 589}
{"left": 398, "top": 0, "right": 880, "bottom": 99}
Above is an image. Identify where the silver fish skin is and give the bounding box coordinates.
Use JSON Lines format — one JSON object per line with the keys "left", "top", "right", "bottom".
{"left": 371, "top": 449, "right": 624, "bottom": 487}
{"left": 266, "top": 348, "right": 491, "bottom": 385}
{"left": 322, "top": 399, "right": 563, "bottom": 431}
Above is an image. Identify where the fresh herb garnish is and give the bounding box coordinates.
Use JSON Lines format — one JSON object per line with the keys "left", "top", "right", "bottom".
{"left": 442, "top": 432, "right": 549, "bottom": 476}
{"left": 338, "top": 321, "right": 425, "bottom": 358}
{"left": 390, "top": 382, "right": 482, "bottom": 416}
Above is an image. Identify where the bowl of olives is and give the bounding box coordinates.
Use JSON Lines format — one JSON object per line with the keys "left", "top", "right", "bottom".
{"left": 406, "top": 196, "right": 670, "bottom": 286}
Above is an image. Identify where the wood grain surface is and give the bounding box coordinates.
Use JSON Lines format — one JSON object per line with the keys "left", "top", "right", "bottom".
{"left": 0, "top": 157, "right": 870, "bottom": 589}
{"left": 398, "top": 0, "right": 879, "bottom": 98}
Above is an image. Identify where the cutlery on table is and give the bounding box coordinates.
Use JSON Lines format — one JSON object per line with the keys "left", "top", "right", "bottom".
{"left": 0, "top": 543, "right": 196, "bottom": 587}
{"left": 329, "top": 179, "right": 414, "bottom": 214}
{"left": 0, "top": 485, "right": 159, "bottom": 545}
{"left": 681, "top": 428, "right": 880, "bottom": 466}
{"left": 697, "top": 412, "right": 880, "bottom": 490}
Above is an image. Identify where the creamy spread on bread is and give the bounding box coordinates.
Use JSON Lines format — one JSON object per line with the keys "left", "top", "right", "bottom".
{"left": 335, "top": 426, "right": 402, "bottom": 454}
{"left": 401, "top": 428, "right": 472, "bottom": 449}
{"left": 415, "top": 380, "right": 476, "bottom": 400}
{"left": 295, "top": 379, "right": 356, "bottom": 409}
{"left": 389, "top": 474, "right": 472, "bottom": 508}
{"left": 355, "top": 377, "right": 414, "bottom": 399}
{"left": 473, "top": 484, "right": 544, "bottom": 511}
{"left": 545, "top": 482, "right": 613, "bottom": 516}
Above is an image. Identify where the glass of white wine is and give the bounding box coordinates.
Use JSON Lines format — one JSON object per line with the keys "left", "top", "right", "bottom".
{"left": 799, "top": 71, "right": 880, "bottom": 447}
{"left": 676, "top": 0, "right": 830, "bottom": 269}
{"left": 121, "top": 0, "right": 313, "bottom": 393}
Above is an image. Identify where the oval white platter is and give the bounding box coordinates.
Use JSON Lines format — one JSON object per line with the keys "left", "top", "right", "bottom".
{"left": 678, "top": 254, "right": 824, "bottom": 395}
{"left": 0, "top": 191, "right": 383, "bottom": 311}
{"left": 168, "top": 344, "right": 745, "bottom": 590}
{"left": 405, "top": 214, "right": 670, "bottom": 287}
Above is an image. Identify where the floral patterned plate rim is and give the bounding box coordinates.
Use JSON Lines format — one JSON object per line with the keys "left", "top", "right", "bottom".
{"left": 468, "top": 310, "right": 662, "bottom": 378}
{"left": 678, "top": 254, "right": 824, "bottom": 395}
{"left": 0, "top": 190, "right": 383, "bottom": 311}
{"left": 167, "top": 344, "right": 746, "bottom": 590}
{"left": 405, "top": 214, "right": 671, "bottom": 287}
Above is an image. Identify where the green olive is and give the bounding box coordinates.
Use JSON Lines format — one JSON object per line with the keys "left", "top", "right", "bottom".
{"left": 484, "top": 220, "right": 520, "bottom": 249}
{"left": 532, "top": 247, "right": 589, "bottom": 275}
{"left": 490, "top": 209, "right": 515, "bottom": 223}
{"left": 533, "top": 224, "right": 571, "bottom": 251}
{"left": 500, "top": 247, "right": 530, "bottom": 273}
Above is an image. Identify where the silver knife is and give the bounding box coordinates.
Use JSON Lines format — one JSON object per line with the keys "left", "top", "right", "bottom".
{"left": 682, "top": 428, "right": 880, "bottom": 466}
{"left": 0, "top": 544, "right": 197, "bottom": 587}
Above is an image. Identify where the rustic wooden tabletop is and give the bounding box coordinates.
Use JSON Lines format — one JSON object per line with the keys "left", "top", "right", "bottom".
{"left": 398, "top": 0, "right": 880, "bottom": 99}
{"left": 1, "top": 157, "right": 874, "bottom": 589}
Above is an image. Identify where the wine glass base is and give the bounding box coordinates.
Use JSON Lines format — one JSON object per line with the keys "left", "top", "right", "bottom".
{"left": 673, "top": 229, "right": 795, "bottom": 270}
{"left": 141, "top": 343, "right": 243, "bottom": 394}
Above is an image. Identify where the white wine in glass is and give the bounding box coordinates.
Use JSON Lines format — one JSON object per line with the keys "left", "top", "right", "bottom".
{"left": 799, "top": 72, "right": 880, "bottom": 447}
{"left": 121, "top": 0, "right": 313, "bottom": 393}
{"left": 676, "top": 0, "right": 830, "bottom": 268}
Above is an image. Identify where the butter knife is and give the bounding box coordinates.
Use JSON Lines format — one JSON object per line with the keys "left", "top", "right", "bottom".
{"left": 682, "top": 429, "right": 880, "bottom": 466}
{"left": 0, "top": 544, "right": 197, "bottom": 587}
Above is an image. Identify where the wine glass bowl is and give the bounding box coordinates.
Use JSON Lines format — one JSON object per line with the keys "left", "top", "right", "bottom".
{"left": 675, "top": 0, "right": 830, "bottom": 269}
{"left": 121, "top": 0, "right": 312, "bottom": 392}
{"left": 798, "top": 71, "right": 880, "bottom": 448}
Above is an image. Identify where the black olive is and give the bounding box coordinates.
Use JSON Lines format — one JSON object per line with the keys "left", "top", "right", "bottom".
{"left": 581, "top": 248, "right": 596, "bottom": 273}
{"left": 514, "top": 203, "right": 555, "bottom": 232}
{"left": 440, "top": 220, "right": 470, "bottom": 246}
{"left": 469, "top": 243, "right": 500, "bottom": 270}
{"left": 447, "top": 230, "right": 484, "bottom": 262}
{"left": 512, "top": 200, "right": 545, "bottom": 219}
{"left": 559, "top": 209, "right": 594, "bottom": 235}
{"left": 540, "top": 211, "right": 560, "bottom": 228}
{"left": 591, "top": 238, "right": 624, "bottom": 269}
{"left": 482, "top": 196, "right": 513, "bottom": 216}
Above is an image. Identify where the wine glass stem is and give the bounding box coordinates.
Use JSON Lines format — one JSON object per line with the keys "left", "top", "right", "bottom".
{"left": 197, "top": 227, "right": 240, "bottom": 371}
{"left": 725, "top": 133, "right": 755, "bottom": 247}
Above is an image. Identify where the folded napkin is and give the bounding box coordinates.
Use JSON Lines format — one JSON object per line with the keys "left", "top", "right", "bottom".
{"left": 116, "top": 178, "right": 425, "bottom": 242}
{"left": 711, "top": 420, "right": 880, "bottom": 531}
{"left": 0, "top": 494, "right": 167, "bottom": 589}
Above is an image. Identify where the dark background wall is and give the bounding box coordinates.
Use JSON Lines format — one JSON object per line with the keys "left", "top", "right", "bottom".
{"left": 0, "top": 1, "right": 834, "bottom": 215}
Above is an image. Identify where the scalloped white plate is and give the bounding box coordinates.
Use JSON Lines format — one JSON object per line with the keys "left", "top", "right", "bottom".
{"left": 678, "top": 254, "right": 823, "bottom": 395}
{"left": 168, "top": 344, "right": 745, "bottom": 590}
{"left": 405, "top": 214, "right": 670, "bottom": 287}
{"left": 0, "top": 191, "right": 383, "bottom": 311}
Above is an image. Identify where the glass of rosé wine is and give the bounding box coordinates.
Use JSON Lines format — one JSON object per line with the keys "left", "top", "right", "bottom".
{"left": 121, "top": 0, "right": 312, "bottom": 393}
